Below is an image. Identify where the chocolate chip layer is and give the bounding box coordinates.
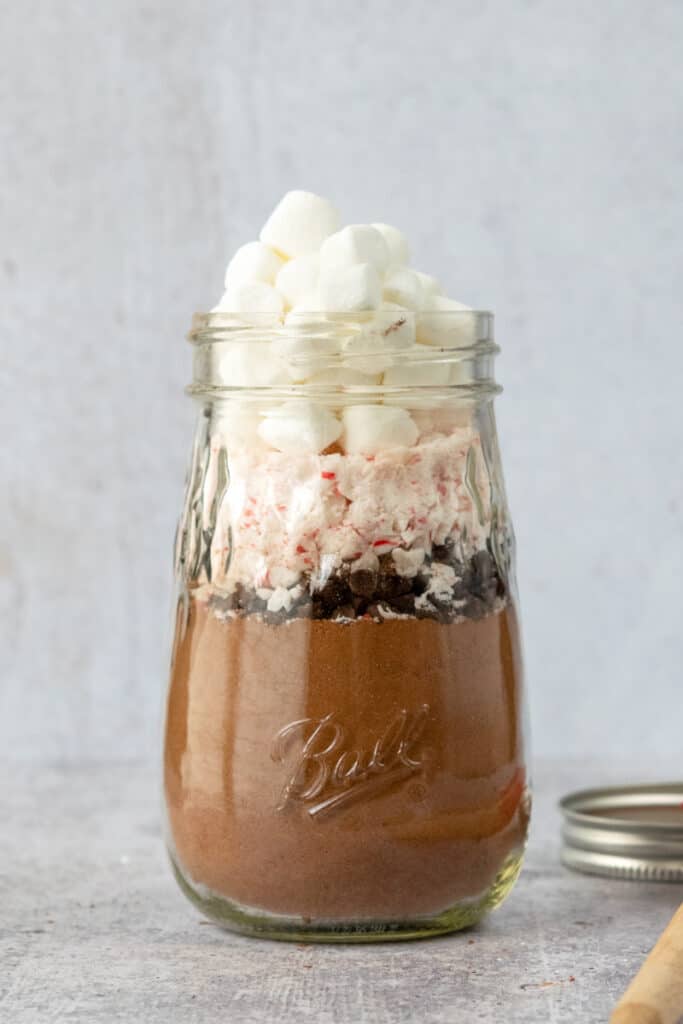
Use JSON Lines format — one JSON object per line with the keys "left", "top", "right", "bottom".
{"left": 208, "top": 545, "right": 507, "bottom": 625}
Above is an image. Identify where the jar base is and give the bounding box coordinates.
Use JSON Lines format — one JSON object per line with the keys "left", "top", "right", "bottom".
{"left": 169, "top": 849, "right": 525, "bottom": 943}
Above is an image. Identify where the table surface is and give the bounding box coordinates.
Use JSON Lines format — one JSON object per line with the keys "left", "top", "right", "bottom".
{"left": 3, "top": 757, "right": 682, "bottom": 1024}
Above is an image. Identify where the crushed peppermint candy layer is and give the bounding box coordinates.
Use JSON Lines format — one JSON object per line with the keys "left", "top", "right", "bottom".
{"left": 205, "top": 426, "right": 492, "bottom": 593}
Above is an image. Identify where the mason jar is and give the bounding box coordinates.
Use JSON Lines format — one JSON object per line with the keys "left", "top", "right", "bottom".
{"left": 163, "top": 308, "right": 530, "bottom": 941}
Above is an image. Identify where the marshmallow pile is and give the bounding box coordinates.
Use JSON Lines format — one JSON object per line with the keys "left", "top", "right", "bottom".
{"left": 211, "top": 190, "right": 477, "bottom": 455}
{"left": 215, "top": 190, "right": 467, "bottom": 319}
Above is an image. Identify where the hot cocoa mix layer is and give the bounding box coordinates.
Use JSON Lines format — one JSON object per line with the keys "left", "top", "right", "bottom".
{"left": 164, "top": 597, "right": 528, "bottom": 921}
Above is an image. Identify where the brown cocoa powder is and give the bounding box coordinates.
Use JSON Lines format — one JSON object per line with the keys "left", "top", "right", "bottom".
{"left": 164, "top": 598, "right": 528, "bottom": 921}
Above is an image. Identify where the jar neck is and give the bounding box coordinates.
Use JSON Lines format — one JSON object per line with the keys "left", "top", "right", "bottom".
{"left": 187, "top": 310, "right": 500, "bottom": 400}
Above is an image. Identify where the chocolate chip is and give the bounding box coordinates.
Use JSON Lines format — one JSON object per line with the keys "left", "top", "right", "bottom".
{"left": 416, "top": 601, "right": 448, "bottom": 623}
{"left": 387, "top": 594, "right": 417, "bottom": 615}
{"left": 431, "top": 539, "right": 455, "bottom": 564}
{"left": 463, "top": 595, "right": 487, "bottom": 619}
{"left": 349, "top": 568, "right": 378, "bottom": 597}
{"left": 331, "top": 604, "right": 356, "bottom": 621}
{"left": 363, "top": 602, "right": 383, "bottom": 621}
{"left": 377, "top": 573, "right": 413, "bottom": 600}
{"left": 412, "top": 572, "right": 429, "bottom": 596}
{"left": 315, "top": 577, "right": 352, "bottom": 613}
{"left": 209, "top": 543, "right": 508, "bottom": 625}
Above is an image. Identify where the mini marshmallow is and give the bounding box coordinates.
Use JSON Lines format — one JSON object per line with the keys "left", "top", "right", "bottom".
{"left": 415, "top": 271, "right": 442, "bottom": 298}
{"left": 392, "top": 547, "right": 426, "bottom": 578}
{"left": 371, "top": 302, "right": 416, "bottom": 348}
{"left": 260, "top": 190, "right": 341, "bottom": 257}
{"left": 353, "top": 549, "right": 380, "bottom": 574}
{"left": 382, "top": 347, "right": 451, "bottom": 410}
{"left": 416, "top": 295, "right": 476, "bottom": 347}
{"left": 340, "top": 303, "right": 416, "bottom": 375}
{"left": 307, "top": 367, "right": 380, "bottom": 386}
{"left": 319, "top": 225, "right": 391, "bottom": 275}
{"left": 258, "top": 402, "right": 342, "bottom": 453}
{"left": 272, "top": 331, "right": 342, "bottom": 382}
{"left": 286, "top": 292, "right": 323, "bottom": 311}
{"left": 216, "top": 343, "right": 289, "bottom": 387}
{"left": 371, "top": 223, "right": 410, "bottom": 265}
{"left": 341, "top": 331, "right": 394, "bottom": 375}
{"left": 318, "top": 263, "right": 382, "bottom": 312}
{"left": 306, "top": 366, "right": 381, "bottom": 407}
{"left": 223, "top": 241, "right": 284, "bottom": 289}
{"left": 267, "top": 587, "right": 293, "bottom": 613}
{"left": 341, "top": 405, "right": 418, "bottom": 454}
{"left": 382, "top": 349, "right": 450, "bottom": 387}
{"left": 383, "top": 267, "right": 424, "bottom": 310}
{"left": 275, "top": 253, "right": 320, "bottom": 308}
{"left": 213, "top": 403, "right": 268, "bottom": 449}
{"left": 214, "top": 281, "right": 284, "bottom": 317}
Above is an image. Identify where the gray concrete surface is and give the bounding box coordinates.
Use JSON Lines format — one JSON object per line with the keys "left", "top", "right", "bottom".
{"left": 2, "top": 756, "right": 682, "bottom": 1022}
{"left": 2, "top": 1, "right": 683, "bottom": 763}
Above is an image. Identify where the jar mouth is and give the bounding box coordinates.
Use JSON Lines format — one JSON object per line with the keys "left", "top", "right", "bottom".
{"left": 187, "top": 310, "right": 500, "bottom": 398}
{"left": 189, "top": 309, "right": 494, "bottom": 345}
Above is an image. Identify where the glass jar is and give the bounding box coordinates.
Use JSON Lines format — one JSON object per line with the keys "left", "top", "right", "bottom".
{"left": 163, "top": 309, "right": 530, "bottom": 941}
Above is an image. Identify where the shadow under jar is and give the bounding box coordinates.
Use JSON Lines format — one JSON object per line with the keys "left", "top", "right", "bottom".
{"left": 163, "top": 309, "right": 530, "bottom": 941}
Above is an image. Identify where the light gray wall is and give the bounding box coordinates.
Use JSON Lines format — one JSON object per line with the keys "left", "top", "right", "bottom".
{"left": 2, "top": 1, "right": 682, "bottom": 761}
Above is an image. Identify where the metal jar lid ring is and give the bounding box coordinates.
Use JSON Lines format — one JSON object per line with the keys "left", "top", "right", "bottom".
{"left": 560, "top": 782, "right": 683, "bottom": 882}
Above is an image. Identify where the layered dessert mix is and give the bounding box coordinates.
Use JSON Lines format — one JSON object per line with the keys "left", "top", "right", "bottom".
{"left": 164, "top": 191, "right": 528, "bottom": 936}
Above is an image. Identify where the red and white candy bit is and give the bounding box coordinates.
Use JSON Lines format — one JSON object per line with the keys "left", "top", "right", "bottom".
{"left": 210, "top": 428, "right": 490, "bottom": 589}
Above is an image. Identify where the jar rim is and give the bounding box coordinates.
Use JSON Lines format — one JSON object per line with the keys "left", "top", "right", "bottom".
{"left": 187, "top": 310, "right": 500, "bottom": 398}
{"left": 188, "top": 309, "right": 495, "bottom": 347}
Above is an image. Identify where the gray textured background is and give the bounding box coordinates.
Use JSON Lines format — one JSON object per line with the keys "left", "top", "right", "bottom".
{"left": 2, "top": 1, "right": 682, "bottom": 761}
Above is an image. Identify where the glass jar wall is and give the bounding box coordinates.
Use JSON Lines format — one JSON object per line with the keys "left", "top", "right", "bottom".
{"left": 163, "top": 310, "right": 530, "bottom": 941}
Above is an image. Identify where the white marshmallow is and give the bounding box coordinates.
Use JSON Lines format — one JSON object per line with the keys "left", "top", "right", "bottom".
{"left": 275, "top": 253, "right": 320, "bottom": 308}
{"left": 260, "top": 190, "right": 340, "bottom": 257}
{"left": 382, "top": 349, "right": 450, "bottom": 387}
{"left": 286, "top": 294, "right": 323, "bottom": 315}
{"left": 382, "top": 346, "right": 451, "bottom": 410}
{"left": 341, "top": 405, "right": 418, "bottom": 454}
{"left": 450, "top": 361, "right": 470, "bottom": 385}
{"left": 372, "top": 303, "right": 416, "bottom": 348}
{"left": 341, "top": 331, "right": 394, "bottom": 375}
{"left": 214, "top": 281, "right": 284, "bottom": 317}
{"left": 216, "top": 343, "right": 289, "bottom": 387}
{"left": 319, "top": 263, "right": 382, "bottom": 312}
{"left": 392, "top": 547, "right": 426, "bottom": 578}
{"left": 223, "top": 241, "right": 284, "bottom": 289}
{"left": 214, "top": 403, "right": 267, "bottom": 450}
{"left": 319, "top": 225, "right": 391, "bottom": 275}
{"left": 382, "top": 267, "right": 424, "bottom": 310}
{"left": 371, "top": 223, "right": 410, "bottom": 265}
{"left": 354, "top": 549, "right": 380, "bottom": 574}
{"left": 415, "top": 271, "right": 442, "bottom": 298}
{"left": 307, "top": 367, "right": 380, "bottom": 386}
{"left": 272, "top": 331, "right": 342, "bottom": 382}
{"left": 416, "top": 295, "right": 476, "bottom": 347}
{"left": 340, "top": 304, "right": 416, "bottom": 375}
{"left": 306, "top": 366, "right": 381, "bottom": 406}
{"left": 267, "top": 587, "right": 293, "bottom": 613}
{"left": 258, "top": 402, "right": 342, "bottom": 453}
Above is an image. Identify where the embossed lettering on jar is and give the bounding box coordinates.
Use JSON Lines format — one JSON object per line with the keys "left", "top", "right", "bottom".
{"left": 163, "top": 308, "right": 530, "bottom": 941}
